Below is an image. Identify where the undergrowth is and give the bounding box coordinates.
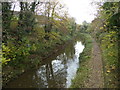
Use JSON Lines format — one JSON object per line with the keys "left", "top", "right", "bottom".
{"left": 98, "top": 31, "right": 118, "bottom": 88}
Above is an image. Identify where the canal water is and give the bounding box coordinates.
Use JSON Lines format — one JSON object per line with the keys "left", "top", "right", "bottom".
{"left": 5, "top": 40, "right": 84, "bottom": 88}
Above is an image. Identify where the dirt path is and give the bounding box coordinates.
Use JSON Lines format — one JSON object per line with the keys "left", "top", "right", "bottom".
{"left": 85, "top": 38, "right": 104, "bottom": 88}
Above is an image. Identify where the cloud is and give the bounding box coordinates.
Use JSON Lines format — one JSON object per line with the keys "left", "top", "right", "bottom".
{"left": 60, "top": 0, "right": 98, "bottom": 24}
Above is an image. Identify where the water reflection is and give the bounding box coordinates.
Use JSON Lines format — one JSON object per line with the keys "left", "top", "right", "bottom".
{"left": 66, "top": 42, "right": 84, "bottom": 87}
{"left": 5, "top": 41, "right": 84, "bottom": 88}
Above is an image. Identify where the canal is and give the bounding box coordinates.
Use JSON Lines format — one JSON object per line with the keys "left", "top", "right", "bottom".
{"left": 5, "top": 39, "right": 84, "bottom": 88}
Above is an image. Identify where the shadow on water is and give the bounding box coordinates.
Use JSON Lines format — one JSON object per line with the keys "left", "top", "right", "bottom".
{"left": 5, "top": 39, "right": 84, "bottom": 88}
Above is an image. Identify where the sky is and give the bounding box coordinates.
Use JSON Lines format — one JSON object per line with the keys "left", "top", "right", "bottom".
{"left": 12, "top": 0, "right": 99, "bottom": 24}
{"left": 59, "top": 0, "right": 98, "bottom": 24}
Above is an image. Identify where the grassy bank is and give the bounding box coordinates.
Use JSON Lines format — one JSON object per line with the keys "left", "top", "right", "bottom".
{"left": 70, "top": 33, "right": 93, "bottom": 88}
{"left": 97, "top": 31, "right": 118, "bottom": 88}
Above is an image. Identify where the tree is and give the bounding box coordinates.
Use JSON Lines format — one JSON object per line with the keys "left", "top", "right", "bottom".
{"left": 2, "top": 2, "right": 12, "bottom": 43}
{"left": 80, "top": 21, "right": 89, "bottom": 33}
{"left": 36, "top": 0, "right": 69, "bottom": 39}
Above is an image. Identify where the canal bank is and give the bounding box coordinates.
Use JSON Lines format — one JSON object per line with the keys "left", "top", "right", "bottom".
{"left": 2, "top": 37, "right": 74, "bottom": 87}
{"left": 70, "top": 33, "right": 93, "bottom": 88}
{"left": 71, "top": 33, "right": 104, "bottom": 88}
{"left": 3, "top": 36, "right": 85, "bottom": 88}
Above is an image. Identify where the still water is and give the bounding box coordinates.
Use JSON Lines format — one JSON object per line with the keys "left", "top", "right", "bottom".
{"left": 6, "top": 40, "right": 84, "bottom": 88}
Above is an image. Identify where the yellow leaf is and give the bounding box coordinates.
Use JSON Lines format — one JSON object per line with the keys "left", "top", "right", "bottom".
{"left": 107, "top": 70, "right": 111, "bottom": 73}
{"left": 111, "top": 66, "right": 115, "bottom": 70}
{"left": 100, "top": 27, "right": 103, "bottom": 30}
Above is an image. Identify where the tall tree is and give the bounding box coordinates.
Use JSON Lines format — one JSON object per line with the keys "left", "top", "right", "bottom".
{"left": 2, "top": 2, "right": 12, "bottom": 43}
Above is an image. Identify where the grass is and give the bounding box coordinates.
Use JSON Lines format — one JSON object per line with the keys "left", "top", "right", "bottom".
{"left": 70, "top": 33, "right": 93, "bottom": 88}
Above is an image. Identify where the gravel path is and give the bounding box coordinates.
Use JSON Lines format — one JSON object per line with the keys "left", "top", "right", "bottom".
{"left": 85, "top": 38, "right": 104, "bottom": 88}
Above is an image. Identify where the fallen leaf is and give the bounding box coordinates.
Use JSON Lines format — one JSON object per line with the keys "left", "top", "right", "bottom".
{"left": 107, "top": 70, "right": 111, "bottom": 73}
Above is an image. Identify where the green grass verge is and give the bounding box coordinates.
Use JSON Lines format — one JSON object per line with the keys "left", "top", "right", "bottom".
{"left": 70, "top": 33, "right": 93, "bottom": 88}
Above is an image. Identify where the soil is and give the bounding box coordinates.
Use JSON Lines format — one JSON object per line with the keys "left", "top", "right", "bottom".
{"left": 85, "top": 38, "right": 104, "bottom": 88}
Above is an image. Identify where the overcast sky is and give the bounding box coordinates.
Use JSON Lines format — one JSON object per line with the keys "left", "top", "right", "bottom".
{"left": 13, "top": 0, "right": 99, "bottom": 24}
{"left": 60, "top": 0, "right": 98, "bottom": 24}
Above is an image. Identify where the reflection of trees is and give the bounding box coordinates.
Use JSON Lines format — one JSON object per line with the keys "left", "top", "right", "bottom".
{"left": 5, "top": 70, "right": 43, "bottom": 88}
{"left": 64, "top": 42, "right": 75, "bottom": 60}
{"left": 37, "top": 59, "right": 67, "bottom": 88}
{"left": 6, "top": 40, "right": 81, "bottom": 88}
{"left": 36, "top": 41, "right": 77, "bottom": 88}
{"left": 45, "top": 63, "right": 55, "bottom": 88}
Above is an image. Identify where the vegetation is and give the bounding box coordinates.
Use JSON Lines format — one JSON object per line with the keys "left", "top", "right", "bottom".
{"left": 96, "top": 2, "right": 119, "bottom": 88}
{"left": 71, "top": 33, "right": 93, "bottom": 88}
{"left": 2, "top": 1, "right": 78, "bottom": 86}
{"left": 71, "top": 1, "right": 119, "bottom": 88}
{"left": 84, "top": 1, "right": 120, "bottom": 88}
{"left": 1, "top": 0, "right": 119, "bottom": 88}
